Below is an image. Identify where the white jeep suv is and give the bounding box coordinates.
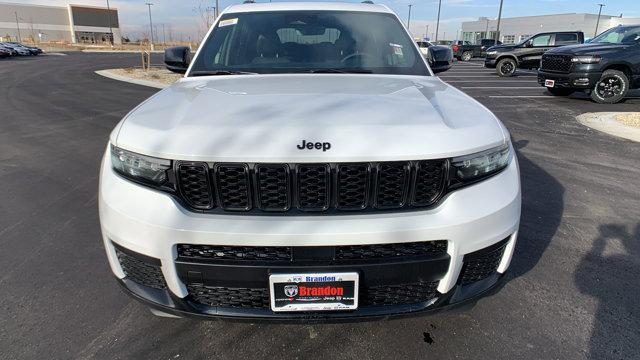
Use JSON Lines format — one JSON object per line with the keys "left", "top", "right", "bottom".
{"left": 99, "top": 2, "right": 520, "bottom": 320}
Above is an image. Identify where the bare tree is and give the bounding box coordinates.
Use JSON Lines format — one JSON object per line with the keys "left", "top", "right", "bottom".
{"left": 193, "top": 0, "right": 214, "bottom": 40}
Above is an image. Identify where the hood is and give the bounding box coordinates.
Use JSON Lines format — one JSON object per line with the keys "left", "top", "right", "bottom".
{"left": 547, "top": 43, "right": 628, "bottom": 55}
{"left": 114, "top": 74, "right": 506, "bottom": 162}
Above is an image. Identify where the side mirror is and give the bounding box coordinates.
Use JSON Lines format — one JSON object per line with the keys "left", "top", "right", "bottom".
{"left": 427, "top": 46, "right": 453, "bottom": 74}
{"left": 164, "top": 46, "right": 191, "bottom": 74}
{"left": 525, "top": 41, "right": 533, "bottom": 48}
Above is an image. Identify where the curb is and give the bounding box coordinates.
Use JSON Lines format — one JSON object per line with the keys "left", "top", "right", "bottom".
{"left": 94, "top": 69, "right": 169, "bottom": 89}
{"left": 577, "top": 112, "right": 640, "bottom": 143}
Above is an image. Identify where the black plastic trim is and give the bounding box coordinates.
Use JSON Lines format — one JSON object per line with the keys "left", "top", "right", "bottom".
{"left": 112, "top": 241, "right": 161, "bottom": 266}
{"left": 255, "top": 164, "right": 291, "bottom": 212}
{"left": 214, "top": 163, "right": 252, "bottom": 211}
{"left": 176, "top": 161, "right": 215, "bottom": 210}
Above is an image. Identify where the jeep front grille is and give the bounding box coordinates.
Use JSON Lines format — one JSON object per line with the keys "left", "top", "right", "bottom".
{"left": 540, "top": 54, "right": 573, "bottom": 73}
{"left": 174, "top": 160, "right": 448, "bottom": 214}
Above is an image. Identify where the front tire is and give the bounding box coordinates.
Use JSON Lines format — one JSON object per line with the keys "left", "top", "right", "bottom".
{"left": 461, "top": 51, "right": 472, "bottom": 61}
{"left": 547, "top": 88, "right": 575, "bottom": 96}
{"left": 496, "top": 58, "right": 517, "bottom": 77}
{"left": 590, "top": 70, "right": 629, "bottom": 104}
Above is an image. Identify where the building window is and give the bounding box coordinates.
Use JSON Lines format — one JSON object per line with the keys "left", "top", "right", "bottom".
{"left": 502, "top": 35, "right": 516, "bottom": 44}
{"left": 519, "top": 34, "right": 531, "bottom": 42}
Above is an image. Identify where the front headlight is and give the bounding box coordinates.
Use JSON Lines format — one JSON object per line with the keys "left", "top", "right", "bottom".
{"left": 486, "top": 50, "right": 498, "bottom": 56}
{"left": 571, "top": 55, "right": 601, "bottom": 64}
{"left": 450, "top": 143, "right": 511, "bottom": 184}
{"left": 110, "top": 144, "right": 171, "bottom": 186}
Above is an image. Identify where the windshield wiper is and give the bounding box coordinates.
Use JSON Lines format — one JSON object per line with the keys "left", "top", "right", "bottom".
{"left": 310, "top": 68, "right": 373, "bottom": 74}
{"left": 189, "top": 70, "right": 258, "bottom": 76}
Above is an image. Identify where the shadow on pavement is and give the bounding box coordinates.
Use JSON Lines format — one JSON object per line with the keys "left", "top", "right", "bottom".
{"left": 508, "top": 139, "right": 565, "bottom": 280}
{"left": 575, "top": 224, "right": 640, "bottom": 359}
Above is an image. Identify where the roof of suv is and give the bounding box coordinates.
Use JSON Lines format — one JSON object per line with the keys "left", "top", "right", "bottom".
{"left": 224, "top": 2, "right": 392, "bottom": 14}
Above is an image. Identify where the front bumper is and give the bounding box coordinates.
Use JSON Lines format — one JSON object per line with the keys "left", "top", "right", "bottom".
{"left": 484, "top": 57, "right": 498, "bottom": 68}
{"left": 99, "top": 151, "right": 521, "bottom": 320}
{"left": 537, "top": 70, "right": 602, "bottom": 89}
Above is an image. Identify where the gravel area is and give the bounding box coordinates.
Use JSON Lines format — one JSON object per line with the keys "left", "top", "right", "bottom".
{"left": 616, "top": 113, "right": 640, "bottom": 128}
{"left": 110, "top": 67, "right": 182, "bottom": 85}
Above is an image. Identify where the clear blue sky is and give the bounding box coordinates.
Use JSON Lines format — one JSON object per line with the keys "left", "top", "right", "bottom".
{"left": 19, "top": 0, "right": 640, "bottom": 40}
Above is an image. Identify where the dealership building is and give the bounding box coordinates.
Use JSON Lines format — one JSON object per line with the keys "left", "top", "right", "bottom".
{"left": 462, "top": 13, "right": 640, "bottom": 44}
{"left": 0, "top": 2, "right": 121, "bottom": 44}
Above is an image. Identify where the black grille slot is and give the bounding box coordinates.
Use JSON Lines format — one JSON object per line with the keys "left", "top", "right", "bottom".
{"left": 256, "top": 164, "right": 290, "bottom": 211}
{"left": 177, "top": 162, "right": 214, "bottom": 209}
{"left": 412, "top": 160, "right": 447, "bottom": 206}
{"left": 374, "top": 162, "right": 410, "bottom": 209}
{"left": 187, "top": 282, "right": 440, "bottom": 309}
{"left": 541, "top": 54, "right": 573, "bottom": 73}
{"left": 296, "top": 164, "right": 330, "bottom": 211}
{"left": 336, "top": 163, "right": 370, "bottom": 210}
{"left": 178, "top": 241, "right": 446, "bottom": 264}
{"left": 336, "top": 241, "right": 448, "bottom": 260}
{"left": 215, "top": 163, "right": 251, "bottom": 211}
{"left": 459, "top": 240, "right": 508, "bottom": 285}
{"left": 188, "top": 284, "right": 270, "bottom": 309}
{"left": 115, "top": 248, "right": 166, "bottom": 290}
{"left": 177, "top": 244, "right": 292, "bottom": 262}
{"left": 363, "top": 281, "right": 439, "bottom": 306}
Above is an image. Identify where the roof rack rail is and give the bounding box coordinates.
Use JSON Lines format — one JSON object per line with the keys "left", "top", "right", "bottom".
{"left": 362, "top": 0, "right": 374, "bottom": 3}
{"left": 243, "top": 0, "right": 255, "bottom": 3}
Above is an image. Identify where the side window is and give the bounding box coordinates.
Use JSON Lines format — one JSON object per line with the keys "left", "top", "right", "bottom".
{"left": 555, "top": 33, "right": 578, "bottom": 45}
{"left": 531, "top": 34, "right": 552, "bottom": 47}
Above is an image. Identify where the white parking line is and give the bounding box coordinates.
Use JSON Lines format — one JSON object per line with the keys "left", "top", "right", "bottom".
{"left": 488, "top": 95, "right": 553, "bottom": 98}
{"left": 445, "top": 80, "right": 536, "bottom": 83}
{"left": 488, "top": 95, "right": 640, "bottom": 99}
{"left": 460, "top": 86, "right": 542, "bottom": 89}
{"left": 443, "top": 72, "right": 498, "bottom": 75}
{"left": 440, "top": 75, "right": 537, "bottom": 78}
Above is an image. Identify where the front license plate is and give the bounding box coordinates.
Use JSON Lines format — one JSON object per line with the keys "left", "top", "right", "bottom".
{"left": 269, "top": 272, "right": 358, "bottom": 312}
{"left": 545, "top": 79, "right": 555, "bottom": 88}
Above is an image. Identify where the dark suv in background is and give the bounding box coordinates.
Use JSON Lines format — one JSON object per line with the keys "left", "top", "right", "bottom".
{"left": 538, "top": 25, "right": 640, "bottom": 104}
{"left": 485, "top": 31, "right": 584, "bottom": 76}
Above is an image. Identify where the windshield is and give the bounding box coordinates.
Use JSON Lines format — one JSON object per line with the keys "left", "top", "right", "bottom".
{"left": 591, "top": 26, "right": 640, "bottom": 44}
{"left": 189, "top": 11, "right": 429, "bottom": 76}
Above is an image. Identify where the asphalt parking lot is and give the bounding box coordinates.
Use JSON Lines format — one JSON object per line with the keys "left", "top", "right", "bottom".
{"left": 1, "top": 53, "right": 639, "bottom": 360}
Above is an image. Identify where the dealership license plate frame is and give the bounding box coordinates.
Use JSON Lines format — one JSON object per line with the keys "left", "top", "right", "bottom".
{"left": 269, "top": 272, "right": 359, "bottom": 312}
{"left": 545, "top": 79, "right": 555, "bottom": 88}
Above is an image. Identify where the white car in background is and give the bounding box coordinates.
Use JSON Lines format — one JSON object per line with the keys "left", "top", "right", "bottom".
{"left": 100, "top": 1, "right": 520, "bottom": 321}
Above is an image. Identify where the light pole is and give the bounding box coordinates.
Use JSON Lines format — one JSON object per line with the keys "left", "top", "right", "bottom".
{"left": 435, "top": 0, "right": 442, "bottom": 41}
{"left": 425, "top": 24, "right": 429, "bottom": 40}
{"left": 595, "top": 3, "right": 605, "bottom": 37}
{"left": 106, "top": 0, "right": 114, "bottom": 45}
{"left": 215, "top": 0, "right": 219, "bottom": 18}
{"left": 407, "top": 4, "right": 413, "bottom": 30}
{"left": 495, "top": 0, "right": 504, "bottom": 43}
{"left": 485, "top": 18, "right": 489, "bottom": 38}
{"left": 145, "top": 3, "right": 154, "bottom": 46}
{"left": 14, "top": 12, "right": 21, "bottom": 42}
